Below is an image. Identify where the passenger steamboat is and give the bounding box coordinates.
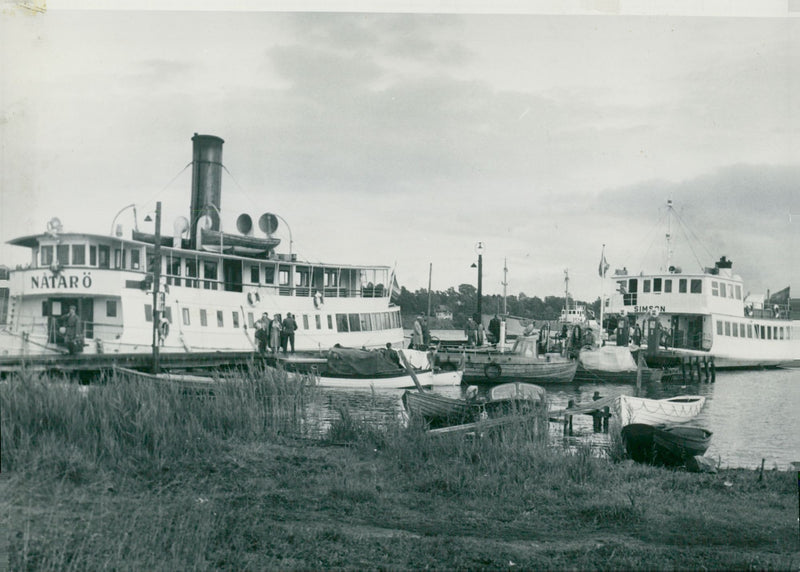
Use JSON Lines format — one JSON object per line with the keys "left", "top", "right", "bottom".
{"left": 0, "top": 134, "right": 404, "bottom": 357}
{"left": 605, "top": 203, "right": 799, "bottom": 368}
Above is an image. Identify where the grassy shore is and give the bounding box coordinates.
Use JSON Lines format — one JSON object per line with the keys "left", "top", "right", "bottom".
{"left": 2, "top": 370, "right": 798, "bottom": 570}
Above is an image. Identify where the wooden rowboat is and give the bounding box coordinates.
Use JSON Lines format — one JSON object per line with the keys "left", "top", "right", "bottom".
{"left": 622, "top": 423, "right": 712, "bottom": 465}
{"left": 616, "top": 394, "right": 705, "bottom": 427}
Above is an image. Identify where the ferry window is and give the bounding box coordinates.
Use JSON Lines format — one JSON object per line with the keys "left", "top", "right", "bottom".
{"left": 711, "top": 281, "right": 719, "bottom": 297}
{"left": 279, "top": 268, "right": 291, "bottom": 286}
{"left": 325, "top": 270, "right": 338, "bottom": 287}
{"left": 56, "top": 245, "right": 69, "bottom": 265}
{"left": 315, "top": 315, "right": 321, "bottom": 329}
{"left": 679, "top": 278, "right": 687, "bottom": 293}
{"left": 204, "top": 261, "right": 218, "bottom": 290}
{"left": 735, "top": 285, "right": 742, "bottom": 300}
{"left": 232, "top": 311, "right": 240, "bottom": 328}
{"left": 664, "top": 279, "right": 672, "bottom": 293}
{"left": 263, "top": 264, "right": 276, "bottom": 284}
{"left": 643, "top": 280, "right": 651, "bottom": 293}
{"left": 72, "top": 245, "right": 86, "bottom": 265}
{"left": 728, "top": 284, "right": 735, "bottom": 299}
{"left": 767, "top": 327, "right": 771, "bottom": 340}
{"left": 779, "top": 327, "right": 784, "bottom": 340}
{"left": 200, "top": 309, "right": 207, "bottom": 327}
{"left": 348, "top": 314, "right": 361, "bottom": 332}
{"left": 90, "top": 246, "right": 97, "bottom": 266}
{"left": 690, "top": 279, "right": 702, "bottom": 293}
{"left": 41, "top": 246, "right": 54, "bottom": 266}
{"left": 185, "top": 259, "right": 198, "bottom": 288}
{"left": 759, "top": 325, "right": 765, "bottom": 339}
{"left": 327, "top": 315, "right": 333, "bottom": 329}
{"left": 106, "top": 300, "right": 117, "bottom": 318}
{"left": 302, "top": 314, "right": 309, "bottom": 329}
{"left": 182, "top": 307, "right": 190, "bottom": 326}
{"left": 747, "top": 324, "right": 752, "bottom": 338}
{"left": 732, "top": 323, "right": 738, "bottom": 337}
{"left": 130, "top": 249, "right": 140, "bottom": 270}
{"left": 724, "top": 322, "right": 730, "bottom": 336}
{"left": 336, "top": 313, "right": 348, "bottom": 332}
{"left": 247, "top": 312, "right": 254, "bottom": 328}
{"left": 716, "top": 321, "right": 723, "bottom": 335}
{"left": 168, "top": 257, "right": 181, "bottom": 287}
{"left": 98, "top": 245, "right": 110, "bottom": 268}
{"left": 360, "top": 314, "right": 370, "bottom": 331}
{"left": 295, "top": 268, "right": 310, "bottom": 287}
{"left": 113, "top": 249, "right": 123, "bottom": 269}
{"left": 250, "top": 266, "right": 260, "bottom": 284}
{"left": 145, "top": 304, "right": 153, "bottom": 322}
{"left": 653, "top": 278, "right": 662, "bottom": 293}
{"left": 216, "top": 310, "right": 224, "bottom": 327}
{"left": 719, "top": 283, "right": 726, "bottom": 298}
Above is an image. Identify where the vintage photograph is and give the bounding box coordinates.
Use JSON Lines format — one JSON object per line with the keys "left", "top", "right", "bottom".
{"left": 1, "top": 1, "right": 798, "bottom": 569}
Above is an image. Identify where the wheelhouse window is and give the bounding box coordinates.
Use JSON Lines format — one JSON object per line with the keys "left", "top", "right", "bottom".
{"left": 263, "top": 263, "right": 276, "bottom": 284}
{"left": 41, "top": 246, "right": 54, "bottom": 266}
{"left": 130, "top": 249, "right": 141, "bottom": 270}
{"left": 690, "top": 279, "right": 702, "bottom": 294}
{"left": 735, "top": 285, "right": 742, "bottom": 300}
{"left": 711, "top": 281, "right": 719, "bottom": 297}
{"left": 90, "top": 246, "right": 97, "bottom": 266}
{"left": 643, "top": 279, "right": 651, "bottom": 293}
{"left": 664, "top": 279, "right": 672, "bottom": 293}
{"left": 98, "top": 245, "right": 110, "bottom": 268}
{"left": 679, "top": 278, "right": 687, "bottom": 293}
{"left": 250, "top": 266, "right": 260, "bottom": 284}
{"left": 72, "top": 245, "right": 86, "bottom": 266}
{"left": 653, "top": 278, "right": 662, "bottom": 293}
{"left": 719, "top": 283, "right": 726, "bottom": 297}
{"left": 56, "top": 245, "right": 69, "bottom": 265}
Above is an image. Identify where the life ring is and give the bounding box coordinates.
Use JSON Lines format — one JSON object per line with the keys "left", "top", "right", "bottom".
{"left": 158, "top": 318, "right": 170, "bottom": 340}
{"left": 744, "top": 305, "right": 752, "bottom": 317}
{"left": 247, "top": 291, "right": 261, "bottom": 306}
{"left": 313, "top": 292, "right": 324, "bottom": 309}
{"left": 773, "top": 305, "right": 781, "bottom": 318}
{"left": 484, "top": 363, "right": 502, "bottom": 380}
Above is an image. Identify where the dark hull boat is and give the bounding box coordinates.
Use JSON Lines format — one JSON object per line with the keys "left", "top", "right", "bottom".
{"left": 403, "top": 382, "right": 546, "bottom": 429}
{"left": 621, "top": 423, "right": 712, "bottom": 465}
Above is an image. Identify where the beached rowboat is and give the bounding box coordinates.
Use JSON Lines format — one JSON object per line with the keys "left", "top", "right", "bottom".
{"left": 615, "top": 394, "right": 706, "bottom": 427}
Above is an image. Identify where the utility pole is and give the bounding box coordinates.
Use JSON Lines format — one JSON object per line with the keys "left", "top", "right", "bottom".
{"left": 427, "top": 262, "right": 432, "bottom": 319}
{"left": 502, "top": 257, "right": 508, "bottom": 316}
{"left": 151, "top": 201, "right": 162, "bottom": 374}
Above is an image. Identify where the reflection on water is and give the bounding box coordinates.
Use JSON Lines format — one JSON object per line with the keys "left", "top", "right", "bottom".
{"left": 305, "top": 367, "right": 800, "bottom": 470}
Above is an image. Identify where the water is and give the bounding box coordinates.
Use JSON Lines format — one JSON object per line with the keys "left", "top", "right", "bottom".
{"left": 307, "top": 367, "right": 800, "bottom": 470}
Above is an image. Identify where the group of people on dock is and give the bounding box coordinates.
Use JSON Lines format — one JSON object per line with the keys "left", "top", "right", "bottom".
{"left": 254, "top": 312, "right": 298, "bottom": 355}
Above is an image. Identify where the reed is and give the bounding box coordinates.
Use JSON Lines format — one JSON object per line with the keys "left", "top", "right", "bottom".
{"left": 1, "top": 365, "right": 314, "bottom": 479}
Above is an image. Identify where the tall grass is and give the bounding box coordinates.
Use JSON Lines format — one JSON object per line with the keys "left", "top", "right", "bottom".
{"left": 1, "top": 365, "right": 315, "bottom": 480}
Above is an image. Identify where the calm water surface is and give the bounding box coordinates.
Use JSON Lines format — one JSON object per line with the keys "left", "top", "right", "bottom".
{"left": 306, "top": 367, "right": 800, "bottom": 470}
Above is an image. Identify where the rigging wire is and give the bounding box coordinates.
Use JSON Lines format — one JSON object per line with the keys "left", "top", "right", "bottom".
{"left": 672, "top": 208, "right": 716, "bottom": 266}
{"left": 138, "top": 161, "right": 193, "bottom": 210}
{"left": 635, "top": 207, "right": 668, "bottom": 273}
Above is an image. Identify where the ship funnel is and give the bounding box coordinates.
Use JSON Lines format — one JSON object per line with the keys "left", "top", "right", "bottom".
{"left": 189, "top": 134, "right": 225, "bottom": 248}
{"left": 236, "top": 213, "right": 253, "bottom": 235}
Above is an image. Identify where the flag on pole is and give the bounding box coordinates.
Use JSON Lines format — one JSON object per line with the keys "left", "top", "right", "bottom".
{"left": 598, "top": 250, "right": 610, "bottom": 278}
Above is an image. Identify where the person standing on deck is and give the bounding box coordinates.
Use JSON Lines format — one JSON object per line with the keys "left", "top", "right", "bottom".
{"left": 282, "top": 313, "right": 297, "bottom": 354}
{"left": 255, "top": 313, "right": 270, "bottom": 355}
{"left": 421, "top": 316, "right": 431, "bottom": 347}
{"left": 59, "top": 305, "right": 82, "bottom": 354}
{"left": 411, "top": 315, "right": 424, "bottom": 349}
{"left": 270, "top": 314, "right": 283, "bottom": 354}
{"left": 488, "top": 314, "right": 501, "bottom": 344}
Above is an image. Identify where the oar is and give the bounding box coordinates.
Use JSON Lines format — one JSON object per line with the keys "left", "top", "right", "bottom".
{"left": 398, "top": 350, "right": 425, "bottom": 393}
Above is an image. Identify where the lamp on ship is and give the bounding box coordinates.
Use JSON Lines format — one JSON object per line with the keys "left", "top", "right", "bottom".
{"left": 471, "top": 241, "right": 485, "bottom": 323}
{"left": 110, "top": 203, "right": 140, "bottom": 236}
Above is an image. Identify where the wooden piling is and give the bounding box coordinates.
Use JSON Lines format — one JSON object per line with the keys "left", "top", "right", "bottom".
{"left": 703, "top": 358, "right": 710, "bottom": 383}
{"left": 710, "top": 358, "right": 716, "bottom": 383}
{"left": 636, "top": 352, "right": 643, "bottom": 394}
{"left": 694, "top": 357, "right": 702, "bottom": 383}
{"left": 564, "top": 399, "right": 575, "bottom": 436}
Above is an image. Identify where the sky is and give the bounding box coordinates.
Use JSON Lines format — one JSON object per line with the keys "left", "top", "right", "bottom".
{"left": 1, "top": 2, "right": 798, "bottom": 303}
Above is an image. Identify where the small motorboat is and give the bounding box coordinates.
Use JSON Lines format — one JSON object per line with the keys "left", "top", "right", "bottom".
{"left": 622, "top": 423, "right": 713, "bottom": 465}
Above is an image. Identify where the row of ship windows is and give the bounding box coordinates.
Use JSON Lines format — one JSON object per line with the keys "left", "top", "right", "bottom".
{"left": 143, "top": 305, "right": 402, "bottom": 333}
{"left": 710, "top": 281, "right": 742, "bottom": 300}
{"left": 715, "top": 320, "right": 791, "bottom": 340}
{"left": 620, "top": 278, "right": 703, "bottom": 295}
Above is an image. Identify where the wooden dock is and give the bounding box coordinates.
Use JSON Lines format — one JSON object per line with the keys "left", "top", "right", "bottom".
{"left": 550, "top": 393, "right": 617, "bottom": 436}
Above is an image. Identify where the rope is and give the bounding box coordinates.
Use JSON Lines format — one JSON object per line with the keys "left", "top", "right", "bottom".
{"left": 138, "top": 161, "right": 193, "bottom": 210}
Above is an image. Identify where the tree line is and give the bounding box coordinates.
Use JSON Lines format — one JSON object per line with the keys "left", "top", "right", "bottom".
{"left": 395, "top": 283, "right": 601, "bottom": 329}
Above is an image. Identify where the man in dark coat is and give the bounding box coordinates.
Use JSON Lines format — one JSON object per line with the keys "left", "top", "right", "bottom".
{"left": 59, "top": 305, "right": 82, "bottom": 354}
{"left": 282, "top": 313, "right": 297, "bottom": 353}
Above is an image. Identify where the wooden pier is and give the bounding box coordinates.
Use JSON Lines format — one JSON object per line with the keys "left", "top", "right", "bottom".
{"left": 550, "top": 393, "right": 616, "bottom": 436}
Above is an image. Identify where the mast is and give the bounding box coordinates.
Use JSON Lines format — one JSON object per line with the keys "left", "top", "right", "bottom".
{"left": 426, "top": 262, "right": 432, "bottom": 319}
{"left": 599, "top": 244, "right": 606, "bottom": 340}
{"left": 666, "top": 198, "right": 673, "bottom": 271}
{"left": 564, "top": 268, "right": 570, "bottom": 318}
{"left": 502, "top": 257, "right": 508, "bottom": 316}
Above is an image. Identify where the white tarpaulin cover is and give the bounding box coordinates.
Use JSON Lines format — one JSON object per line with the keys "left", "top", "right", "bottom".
{"left": 398, "top": 348, "right": 432, "bottom": 369}
{"left": 578, "top": 345, "right": 638, "bottom": 372}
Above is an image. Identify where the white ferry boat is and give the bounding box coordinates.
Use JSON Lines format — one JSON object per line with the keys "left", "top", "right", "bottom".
{"left": 606, "top": 254, "right": 799, "bottom": 368}
{"left": 0, "top": 134, "right": 404, "bottom": 357}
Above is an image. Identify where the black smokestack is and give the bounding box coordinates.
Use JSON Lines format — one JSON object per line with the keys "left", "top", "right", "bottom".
{"left": 189, "top": 133, "right": 225, "bottom": 248}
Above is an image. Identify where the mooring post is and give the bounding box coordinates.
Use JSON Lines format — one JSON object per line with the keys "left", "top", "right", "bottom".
{"left": 710, "top": 357, "right": 716, "bottom": 383}
{"left": 703, "top": 358, "right": 710, "bottom": 383}
{"left": 635, "top": 352, "right": 643, "bottom": 394}
{"left": 695, "top": 357, "right": 702, "bottom": 383}
{"left": 564, "top": 399, "right": 575, "bottom": 436}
